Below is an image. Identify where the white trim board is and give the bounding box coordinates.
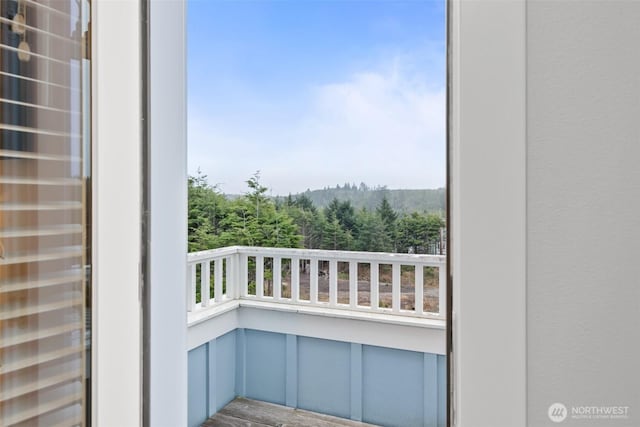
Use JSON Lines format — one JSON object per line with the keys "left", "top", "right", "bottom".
{"left": 450, "top": 0, "right": 527, "bottom": 426}
{"left": 148, "top": 0, "right": 189, "bottom": 425}
{"left": 92, "top": 1, "right": 143, "bottom": 425}
{"left": 188, "top": 302, "right": 446, "bottom": 355}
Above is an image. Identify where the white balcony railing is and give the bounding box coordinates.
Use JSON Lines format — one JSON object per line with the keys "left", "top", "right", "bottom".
{"left": 188, "top": 246, "right": 446, "bottom": 319}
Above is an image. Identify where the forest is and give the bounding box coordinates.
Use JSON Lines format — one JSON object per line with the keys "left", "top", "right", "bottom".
{"left": 188, "top": 172, "right": 445, "bottom": 255}
{"left": 277, "top": 184, "right": 445, "bottom": 213}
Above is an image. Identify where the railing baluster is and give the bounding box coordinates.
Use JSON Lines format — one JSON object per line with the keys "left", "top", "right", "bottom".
{"left": 240, "top": 253, "right": 248, "bottom": 297}
{"left": 215, "top": 258, "right": 223, "bottom": 303}
{"left": 226, "top": 256, "right": 234, "bottom": 299}
{"left": 370, "top": 262, "right": 379, "bottom": 310}
{"left": 438, "top": 261, "right": 447, "bottom": 317}
{"left": 201, "top": 261, "right": 210, "bottom": 307}
{"left": 188, "top": 263, "right": 196, "bottom": 312}
{"left": 415, "top": 265, "right": 424, "bottom": 315}
{"left": 256, "top": 255, "right": 264, "bottom": 298}
{"left": 349, "top": 261, "right": 357, "bottom": 308}
{"left": 310, "top": 258, "right": 318, "bottom": 304}
{"left": 392, "top": 263, "right": 401, "bottom": 313}
{"left": 273, "top": 257, "right": 282, "bottom": 301}
{"left": 329, "top": 259, "right": 338, "bottom": 307}
{"left": 291, "top": 256, "right": 300, "bottom": 302}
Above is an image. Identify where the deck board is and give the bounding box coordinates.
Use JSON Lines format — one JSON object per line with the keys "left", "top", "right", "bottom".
{"left": 203, "top": 398, "right": 379, "bottom": 427}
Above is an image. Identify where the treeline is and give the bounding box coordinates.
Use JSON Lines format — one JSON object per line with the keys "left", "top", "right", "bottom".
{"left": 189, "top": 172, "right": 445, "bottom": 254}
{"left": 285, "top": 184, "right": 445, "bottom": 213}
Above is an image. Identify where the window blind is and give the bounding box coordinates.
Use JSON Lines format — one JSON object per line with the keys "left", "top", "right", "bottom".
{"left": 1, "top": 0, "right": 90, "bottom": 426}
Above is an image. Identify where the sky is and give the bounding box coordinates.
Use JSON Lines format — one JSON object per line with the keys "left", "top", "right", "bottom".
{"left": 188, "top": 0, "right": 446, "bottom": 195}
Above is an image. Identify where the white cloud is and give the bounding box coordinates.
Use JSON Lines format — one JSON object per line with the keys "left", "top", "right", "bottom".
{"left": 188, "top": 62, "right": 445, "bottom": 195}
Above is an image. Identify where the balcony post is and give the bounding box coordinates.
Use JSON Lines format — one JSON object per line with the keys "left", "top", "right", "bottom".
{"left": 392, "top": 263, "right": 401, "bottom": 313}
{"left": 214, "top": 258, "right": 223, "bottom": 303}
{"left": 329, "top": 259, "right": 338, "bottom": 307}
{"left": 438, "top": 260, "right": 447, "bottom": 317}
{"left": 201, "top": 261, "right": 210, "bottom": 307}
{"left": 256, "top": 255, "right": 264, "bottom": 298}
{"left": 349, "top": 261, "right": 357, "bottom": 309}
{"left": 239, "top": 252, "right": 248, "bottom": 297}
{"left": 188, "top": 263, "right": 196, "bottom": 312}
{"left": 310, "top": 258, "right": 318, "bottom": 304}
{"left": 370, "top": 262, "right": 379, "bottom": 310}
{"left": 273, "top": 256, "right": 282, "bottom": 300}
{"left": 291, "top": 256, "right": 300, "bottom": 302}
{"left": 415, "top": 265, "right": 424, "bottom": 314}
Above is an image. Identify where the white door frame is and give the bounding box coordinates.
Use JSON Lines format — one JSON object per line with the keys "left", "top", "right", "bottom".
{"left": 91, "top": 0, "right": 527, "bottom": 425}
{"left": 92, "top": 1, "right": 143, "bottom": 425}
{"left": 92, "top": 0, "right": 189, "bottom": 426}
{"left": 450, "top": 0, "right": 527, "bottom": 426}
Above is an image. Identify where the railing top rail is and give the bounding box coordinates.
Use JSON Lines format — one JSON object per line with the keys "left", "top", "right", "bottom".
{"left": 188, "top": 245, "right": 445, "bottom": 265}
{"left": 187, "top": 246, "right": 240, "bottom": 263}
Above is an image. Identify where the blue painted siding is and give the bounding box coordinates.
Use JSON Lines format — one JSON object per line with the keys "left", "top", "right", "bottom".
{"left": 424, "top": 353, "right": 439, "bottom": 427}
{"left": 188, "top": 344, "right": 208, "bottom": 427}
{"left": 362, "top": 345, "right": 425, "bottom": 427}
{"left": 350, "top": 343, "right": 363, "bottom": 421}
{"left": 437, "top": 354, "right": 447, "bottom": 427}
{"left": 244, "top": 329, "right": 286, "bottom": 405}
{"left": 285, "top": 334, "right": 298, "bottom": 407}
{"left": 297, "top": 336, "right": 351, "bottom": 419}
{"left": 187, "top": 329, "right": 446, "bottom": 427}
{"left": 215, "top": 331, "right": 237, "bottom": 411}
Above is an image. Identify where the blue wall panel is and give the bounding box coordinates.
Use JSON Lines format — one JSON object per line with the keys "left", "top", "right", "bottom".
{"left": 297, "top": 336, "right": 351, "bottom": 419}
{"left": 188, "top": 328, "right": 446, "bottom": 427}
{"left": 423, "top": 353, "right": 439, "bottom": 427}
{"left": 245, "top": 329, "right": 287, "bottom": 405}
{"left": 437, "top": 355, "right": 446, "bottom": 427}
{"left": 362, "top": 345, "right": 425, "bottom": 427}
{"left": 187, "top": 344, "right": 208, "bottom": 427}
{"left": 216, "top": 330, "right": 237, "bottom": 411}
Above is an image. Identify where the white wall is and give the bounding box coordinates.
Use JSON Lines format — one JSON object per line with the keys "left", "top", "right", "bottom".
{"left": 527, "top": 1, "right": 640, "bottom": 426}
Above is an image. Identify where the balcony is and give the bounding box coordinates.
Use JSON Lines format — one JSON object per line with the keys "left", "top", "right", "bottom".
{"left": 187, "top": 246, "right": 447, "bottom": 427}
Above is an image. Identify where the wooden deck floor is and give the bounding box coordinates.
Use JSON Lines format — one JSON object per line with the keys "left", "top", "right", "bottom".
{"left": 202, "top": 398, "right": 379, "bottom": 427}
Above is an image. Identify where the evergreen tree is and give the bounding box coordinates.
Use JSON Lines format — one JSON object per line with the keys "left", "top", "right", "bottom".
{"left": 354, "top": 209, "right": 391, "bottom": 252}
{"left": 376, "top": 195, "right": 398, "bottom": 251}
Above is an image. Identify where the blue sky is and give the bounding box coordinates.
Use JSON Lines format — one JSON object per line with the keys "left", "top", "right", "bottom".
{"left": 188, "top": 0, "right": 445, "bottom": 195}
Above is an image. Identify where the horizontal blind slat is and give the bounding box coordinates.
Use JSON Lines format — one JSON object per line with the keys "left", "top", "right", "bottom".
{"left": 0, "top": 297, "right": 83, "bottom": 321}
{"left": 2, "top": 391, "right": 83, "bottom": 426}
{"left": 0, "top": 44, "right": 76, "bottom": 67}
{"left": 0, "top": 345, "right": 84, "bottom": 376}
{"left": 0, "top": 124, "right": 81, "bottom": 138}
{"left": 0, "top": 370, "right": 82, "bottom": 401}
{"left": 24, "top": 0, "right": 75, "bottom": 19}
{"left": 0, "top": 16, "right": 80, "bottom": 46}
{"left": 0, "top": 202, "right": 83, "bottom": 211}
{"left": 0, "top": 247, "right": 83, "bottom": 266}
{"left": 0, "top": 225, "right": 82, "bottom": 238}
{"left": 0, "top": 272, "right": 83, "bottom": 294}
{"left": 0, "top": 96, "right": 78, "bottom": 114}
{"left": 0, "top": 149, "right": 80, "bottom": 162}
{"left": 0, "top": 177, "right": 82, "bottom": 186}
{"left": 0, "top": 321, "right": 83, "bottom": 347}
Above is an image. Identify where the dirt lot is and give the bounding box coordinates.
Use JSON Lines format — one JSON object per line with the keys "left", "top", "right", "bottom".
{"left": 255, "top": 265, "right": 441, "bottom": 313}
